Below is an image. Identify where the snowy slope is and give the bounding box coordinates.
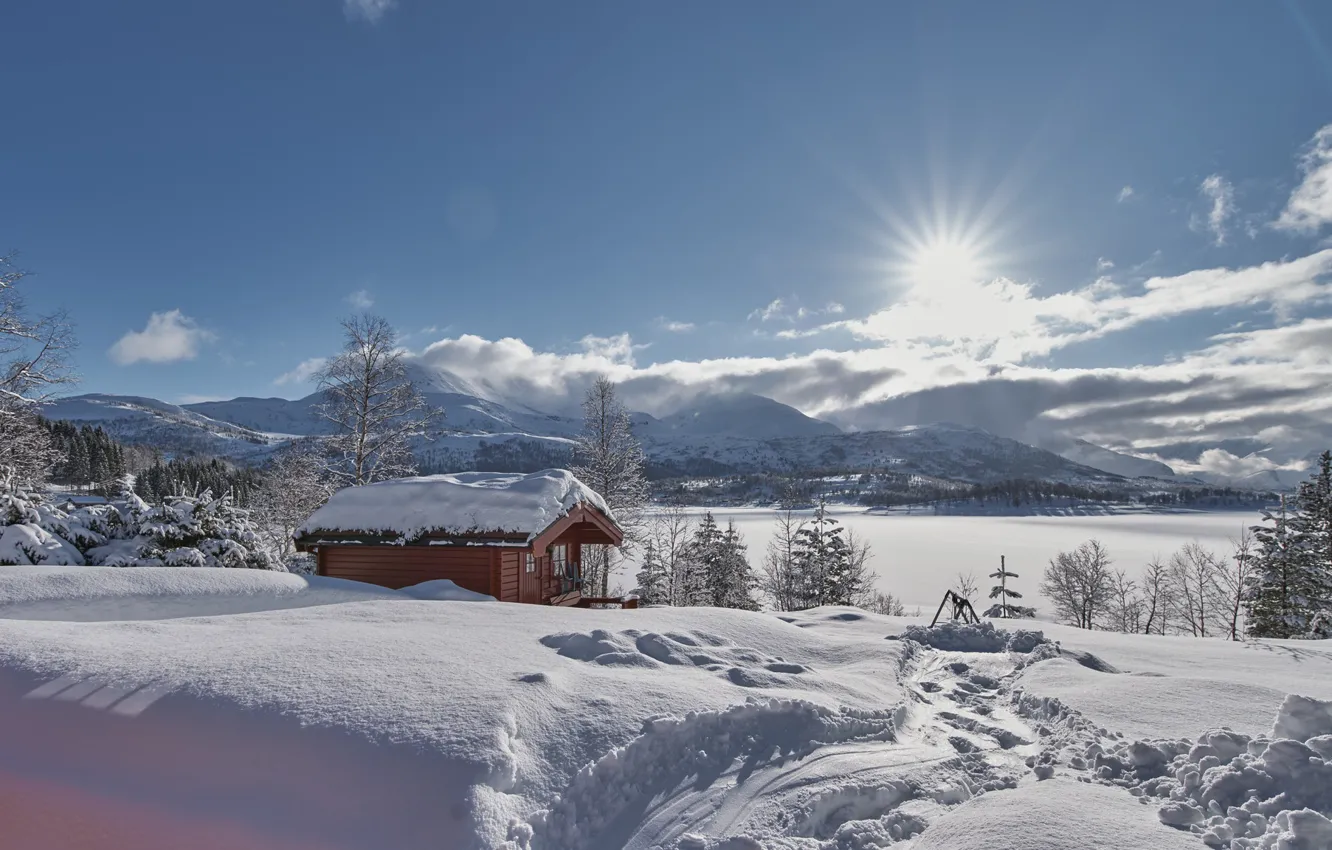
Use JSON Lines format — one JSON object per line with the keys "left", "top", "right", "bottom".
{"left": 643, "top": 422, "right": 1122, "bottom": 484}
{"left": 636, "top": 392, "right": 841, "bottom": 441}
{"left": 1056, "top": 440, "right": 1176, "bottom": 480}
{"left": 42, "top": 394, "right": 290, "bottom": 460}
{"left": 3, "top": 570, "right": 1329, "bottom": 849}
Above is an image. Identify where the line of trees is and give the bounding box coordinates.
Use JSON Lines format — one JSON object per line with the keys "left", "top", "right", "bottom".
{"left": 1039, "top": 537, "right": 1256, "bottom": 639}
{"left": 1038, "top": 455, "right": 1330, "bottom": 640}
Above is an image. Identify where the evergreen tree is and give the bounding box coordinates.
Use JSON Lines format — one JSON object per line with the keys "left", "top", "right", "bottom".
{"left": 706, "top": 521, "right": 758, "bottom": 610}
{"left": 679, "top": 512, "right": 723, "bottom": 606}
{"left": 984, "top": 555, "right": 1036, "bottom": 618}
{"left": 791, "top": 497, "right": 851, "bottom": 608}
{"left": 634, "top": 540, "right": 671, "bottom": 606}
{"left": 1287, "top": 451, "right": 1332, "bottom": 637}
{"left": 1246, "top": 451, "right": 1332, "bottom": 640}
{"left": 138, "top": 490, "right": 274, "bottom": 569}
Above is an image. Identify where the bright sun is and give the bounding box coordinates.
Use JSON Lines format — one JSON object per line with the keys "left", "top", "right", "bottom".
{"left": 908, "top": 239, "right": 984, "bottom": 287}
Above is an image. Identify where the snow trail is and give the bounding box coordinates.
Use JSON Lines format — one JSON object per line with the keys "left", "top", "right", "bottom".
{"left": 518, "top": 622, "right": 1059, "bottom": 849}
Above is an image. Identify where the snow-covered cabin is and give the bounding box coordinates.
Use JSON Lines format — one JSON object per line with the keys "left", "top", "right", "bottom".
{"left": 293, "top": 469, "right": 623, "bottom": 606}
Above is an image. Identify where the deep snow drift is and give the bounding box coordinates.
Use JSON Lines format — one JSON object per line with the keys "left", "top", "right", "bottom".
{"left": 0, "top": 567, "right": 1330, "bottom": 849}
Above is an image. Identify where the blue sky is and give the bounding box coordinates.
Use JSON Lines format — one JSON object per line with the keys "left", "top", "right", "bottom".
{"left": 4, "top": 1, "right": 1332, "bottom": 471}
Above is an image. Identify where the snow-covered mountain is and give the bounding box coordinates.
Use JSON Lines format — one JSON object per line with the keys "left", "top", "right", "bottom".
{"left": 43, "top": 394, "right": 288, "bottom": 460}
{"left": 46, "top": 388, "right": 1121, "bottom": 486}
{"left": 1055, "top": 440, "right": 1176, "bottom": 480}
{"left": 636, "top": 392, "right": 840, "bottom": 441}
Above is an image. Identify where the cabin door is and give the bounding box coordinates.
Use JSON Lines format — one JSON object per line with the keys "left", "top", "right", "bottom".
{"left": 520, "top": 552, "right": 541, "bottom": 604}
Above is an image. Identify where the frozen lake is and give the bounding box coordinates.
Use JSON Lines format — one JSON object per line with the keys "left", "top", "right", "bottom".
{"left": 624, "top": 507, "right": 1262, "bottom": 615}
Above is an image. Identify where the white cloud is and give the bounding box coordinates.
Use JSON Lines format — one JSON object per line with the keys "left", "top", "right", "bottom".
{"left": 177, "top": 394, "right": 227, "bottom": 404}
{"left": 274, "top": 357, "right": 329, "bottom": 387}
{"left": 1194, "top": 174, "right": 1236, "bottom": 246}
{"left": 749, "top": 298, "right": 845, "bottom": 324}
{"left": 1096, "top": 257, "right": 1115, "bottom": 272}
{"left": 749, "top": 298, "right": 789, "bottom": 322}
{"left": 109, "top": 310, "right": 214, "bottom": 365}
{"left": 346, "top": 289, "right": 374, "bottom": 310}
{"left": 820, "top": 249, "right": 1332, "bottom": 363}
{"left": 1193, "top": 448, "right": 1278, "bottom": 479}
{"left": 656, "top": 318, "right": 696, "bottom": 333}
{"left": 1117, "top": 186, "right": 1135, "bottom": 203}
{"left": 1275, "top": 124, "right": 1332, "bottom": 234}
{"left": 344, "top": 0, "right": 395, "bottom": 23}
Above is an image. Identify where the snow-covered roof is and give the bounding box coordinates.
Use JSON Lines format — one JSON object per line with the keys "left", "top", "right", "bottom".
{"left": 295, "top": 468, "right": 612, "bottom": 541}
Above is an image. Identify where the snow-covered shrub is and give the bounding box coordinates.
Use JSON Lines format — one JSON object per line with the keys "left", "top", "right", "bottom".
{"left": 0, "top": 466, "right": 85, "bottom": 565}
{"left": 0, "top": 470, "right": 280, "bottom": 570}
{"left": 136, "top": 491, "right": 276, "bottom": 570}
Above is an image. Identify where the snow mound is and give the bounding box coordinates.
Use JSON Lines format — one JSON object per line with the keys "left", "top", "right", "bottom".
{"left": 0, "top": 565, "right": 400, "bottom": 621}
{"left": 1078, "top": 694, "right": 1332, "bottom": 849}
{"left": 399, "top": 579, "right": 496, "bottom": 602}
{"left": 889, "top": 620, "right": 1050, "bottom": 653}
{"left": 296, "top": 468, "right": 610, "bottom": 540}
{"left": 912, "top": 778, "right": 1199, "bottom": 850}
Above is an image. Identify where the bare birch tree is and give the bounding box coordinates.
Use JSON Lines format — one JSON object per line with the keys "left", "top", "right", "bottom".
{"left": 1216, "top": 529, "right": 1257, "bottom": 641}
{"left": 649, "top": 502, "right": 694, "bottom": 606}
{"left": 760, "top": 506, "right": 805, "bottom": 611}
{"left": 0, "top": 255, "right": 76, "bottom": 485}
{"left": 252, "top": 441, "right": 338, "bottom": 566}
{"left": 1140, "top": 557, "right": 1172, "bottom": 635}
{"left": 1104, "top": 569, "right": 1145, "bottom": 633}
{"left": 572, "top": 375, "right": 648, "bottom": 597}
{"left": 1169, "top": 542, "right": 1224, "bottom": 638}
{"left": 1041, "top": 539, "right": 1114, "bottom": 629}
{"left": 315, "top": 315, "right": 441, "bottom": 486}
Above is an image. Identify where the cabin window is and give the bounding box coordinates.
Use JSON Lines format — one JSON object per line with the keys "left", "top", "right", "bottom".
{"left": 525, "top": 553, "right": 535, "bottom": 574}
{"left": 551, "top": 544, "right": 568, "bottom": 577}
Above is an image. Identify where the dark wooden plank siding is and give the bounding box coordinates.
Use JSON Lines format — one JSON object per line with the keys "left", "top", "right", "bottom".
{"left": 499, "top": 551, "right": 521, "bottom": 603}
{"left": 321, "top": 546, "right": 496, "bottom": 595}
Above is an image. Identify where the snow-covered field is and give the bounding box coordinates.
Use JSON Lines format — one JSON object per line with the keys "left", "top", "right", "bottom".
{"left": 671, "top": 508, "right": 1258, "bottom": 611}
{"left": 2, "top": 565, "right": 1330, "bottom": 850}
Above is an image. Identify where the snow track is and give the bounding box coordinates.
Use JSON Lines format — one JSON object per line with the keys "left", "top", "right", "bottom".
{"left": 516, "top": 624, "right": 1060, "bottom": 850}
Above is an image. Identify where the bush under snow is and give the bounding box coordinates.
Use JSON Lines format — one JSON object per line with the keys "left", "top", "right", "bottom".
{"left": 0, "top": 467, "right": 276, "bottom": 570}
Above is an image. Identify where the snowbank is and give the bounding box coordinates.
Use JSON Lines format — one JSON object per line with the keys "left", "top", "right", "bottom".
{"left": 0, "top": 565, "right": 399, "bottom": 621}
{"left": 1068, "top": 694, "right": 1332, "bottom": 849}
{"left": 912, "top": 778, "right": 1200, "bottom": 850}
{"left": 1020, "top": 657, "right": 1290, "bottom": 739}
{"left": 296, "top": 469, "right": 611, "bottom": 541}
{"left": 400, "top": 579, "right": 496, "bottom": 602}
{"left": 889, "top": 620, "right": 1050, "bottom": 653}
{"left": 3, "top": 588, "right": 1332, "bottom": 850}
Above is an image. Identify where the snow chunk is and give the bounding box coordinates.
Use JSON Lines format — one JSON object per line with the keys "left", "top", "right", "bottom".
{"left": 295, "top": 468, "right": 611, "bottom": 541}
{"left": 399, "top": 579, "right": 496, "bottom": 602}
{"left": 1271, "top": 693, "right": 1332, "bottom": 741}
{"left": 889, "top": 620, "right": 1050, "bottom": 653}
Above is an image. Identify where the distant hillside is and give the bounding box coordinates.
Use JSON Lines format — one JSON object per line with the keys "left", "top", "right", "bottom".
{"left": 1056, "top": 440, "right": 1176, "bottom": 479}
